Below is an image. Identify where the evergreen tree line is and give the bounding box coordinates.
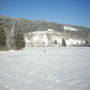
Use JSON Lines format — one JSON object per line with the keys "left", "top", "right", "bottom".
{"left": 0, "top": 21, "right": 25, "bottom": 51}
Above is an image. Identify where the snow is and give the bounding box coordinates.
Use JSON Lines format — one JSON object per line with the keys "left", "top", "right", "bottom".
{"left": 0, "top": 47, "right": 90, "bottom": 90}
{"left": 32, "top": 31, "right": 47, "bottom": 34}
{"left": 25, "top": 30, "right": 84, "bottom": 47}
{"left": 24, "top": 37, "right": 30, "bottom": 43}
{"left": 64, "top": 25, "right": 78, "bottom": 31}
{"left": 25, "top": 34, "right": 86, "bottom": 47}
{"left": 32, "top": 29, "right": 55, "bottom": 35}
{"left": 66, "top": 39, "right": 85, "bottom": 46}
{"left": 47, "top": 28, "right": 54, "bottom": 32}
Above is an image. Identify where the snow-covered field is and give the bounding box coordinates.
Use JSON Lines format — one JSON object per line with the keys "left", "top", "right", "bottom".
{"left": 0, "top": 47, "right": 90, "bottom": 90}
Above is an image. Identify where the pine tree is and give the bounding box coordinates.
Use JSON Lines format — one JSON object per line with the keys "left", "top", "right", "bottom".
{"left": 85, "top": 40, "right": 89, "bottom": 46}
{"left": 54, "top": 40, "right": 57, "bottom": 45}
{"left": 62, "top": 38, "right": 66, "bottom": 47}
{"left": 14, "top": 26, "right": 25, "bottom": 50}
{"left": 0, "top": 22, "right": 6, "bottom": 48}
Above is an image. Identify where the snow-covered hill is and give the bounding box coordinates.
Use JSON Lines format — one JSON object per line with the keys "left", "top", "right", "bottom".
{"left": 0, "top": 16, "right": 90, "bottom": 48}
{"left": 25, "top": 29, "right": 87, "bottom": 47}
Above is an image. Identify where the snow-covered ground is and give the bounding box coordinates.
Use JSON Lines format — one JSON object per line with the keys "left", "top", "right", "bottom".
{"left": 0, "top": 47, "right": 90, "bottom": 90}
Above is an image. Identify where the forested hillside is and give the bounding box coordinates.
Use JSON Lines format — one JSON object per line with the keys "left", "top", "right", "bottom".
{"left": 0, "top": 16, "right": 90, "bottom": 50}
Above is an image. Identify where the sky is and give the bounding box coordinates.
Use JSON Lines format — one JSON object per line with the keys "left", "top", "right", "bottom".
{"left": 0, "top": 0, "right": 90, "bottom": 27}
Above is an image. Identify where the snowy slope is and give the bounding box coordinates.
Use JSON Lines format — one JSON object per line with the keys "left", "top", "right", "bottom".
{"left": 25, "top": 30, "right": 86, "bottom": 47}
{"left": 64, "top": 25, "right": 78, "bottom": 31}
